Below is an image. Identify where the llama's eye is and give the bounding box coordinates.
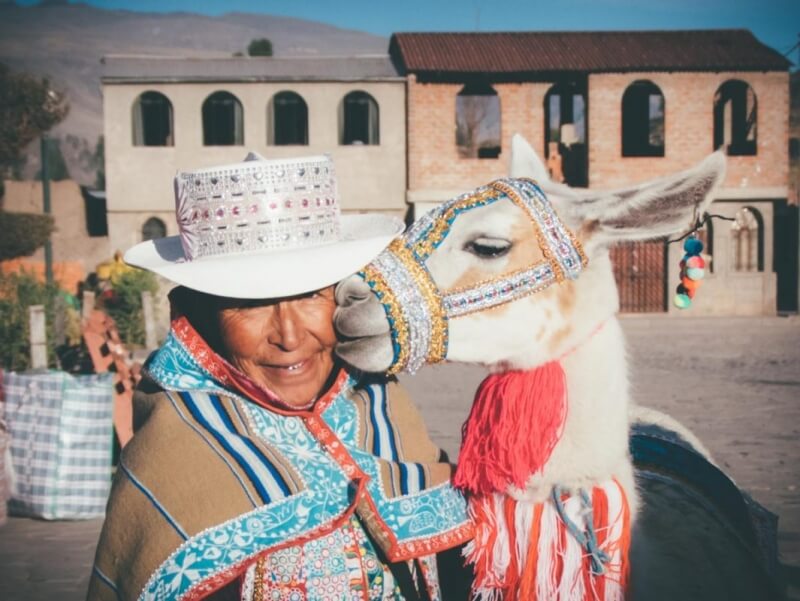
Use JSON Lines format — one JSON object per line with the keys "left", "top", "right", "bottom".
{"left": 465, "top": 237, "right": 511, "bottom": 258}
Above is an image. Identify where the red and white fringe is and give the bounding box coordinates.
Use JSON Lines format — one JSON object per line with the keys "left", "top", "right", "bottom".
{"left": 464, "top": 479, "right": 630, "bottom": 601}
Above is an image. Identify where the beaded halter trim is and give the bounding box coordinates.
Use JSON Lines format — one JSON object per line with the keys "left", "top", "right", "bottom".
{"left": 361, "top": 178, "right": 587, "bottom": 375}
{"left": 175, "top": 155, "right": 341, "bottom": 261}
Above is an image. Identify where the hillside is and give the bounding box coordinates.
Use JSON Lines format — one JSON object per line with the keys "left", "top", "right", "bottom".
{"left": 0, "top": 2, "right": 387, "bottom": 184}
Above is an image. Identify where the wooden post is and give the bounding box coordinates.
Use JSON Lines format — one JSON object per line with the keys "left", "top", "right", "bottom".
{"left": 82, "top": 290, "right": 95, "bottom": 321}
{"left": 141, "top": 291, "right": 157, "bottom": 349}
{"left": 29, "top": 305, "right": 47, "bottom": 369}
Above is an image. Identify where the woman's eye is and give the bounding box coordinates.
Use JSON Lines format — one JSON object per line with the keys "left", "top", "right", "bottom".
{"left": 465, "top": 237, "right": 511, "bottom": 258}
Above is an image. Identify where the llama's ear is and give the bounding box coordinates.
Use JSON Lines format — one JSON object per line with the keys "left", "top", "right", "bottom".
{"left": 572, "top": 151, "right": 726, "bottom": 245}
{"left": 509, "top": 134, "right": 551, "bottom": 182}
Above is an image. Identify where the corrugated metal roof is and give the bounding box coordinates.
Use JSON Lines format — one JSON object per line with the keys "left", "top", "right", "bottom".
{"left": 102, "top": 54, "right": 403, "bottom": 83}
{"left": 389, "top": 30, "right": 791, "bottom": 76}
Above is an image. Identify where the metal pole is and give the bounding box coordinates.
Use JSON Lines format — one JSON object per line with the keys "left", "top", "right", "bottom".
{"left": 41, "top": 136, "right": 53, "bottom": 286}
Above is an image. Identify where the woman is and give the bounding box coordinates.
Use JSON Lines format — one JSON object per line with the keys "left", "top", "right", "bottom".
{"left": 87, "top": 154, "right": 472, "bottom": 601}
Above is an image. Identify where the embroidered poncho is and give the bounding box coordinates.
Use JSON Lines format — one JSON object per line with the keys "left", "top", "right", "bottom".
{"left": 87, "top": 318, "right": 471, "bottom": 600}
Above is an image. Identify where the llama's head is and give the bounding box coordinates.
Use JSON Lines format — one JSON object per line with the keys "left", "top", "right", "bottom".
{"left": 335, "top": 135, "right": 725, "bottom": 373}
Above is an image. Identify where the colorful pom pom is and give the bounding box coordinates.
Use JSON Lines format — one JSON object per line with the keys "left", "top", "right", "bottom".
{"left": 682, "top": 276, "right": 701, "bottom": 291}
{"left": 675, "top": 236, "right": 704, "bottom": 309}
{"left": 686, "top": 255, "right": 705, "bottom": 269}
{"left": 686, "top": 267, "right": 705, "bottom": 280}
{"left": 674, "top": 293, "right": 692, "bottom": 309}
{"left": 683, "top": 237, "right": 704, "bottom": 256}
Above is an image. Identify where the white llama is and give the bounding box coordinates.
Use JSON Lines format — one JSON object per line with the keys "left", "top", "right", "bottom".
{"left": 335, "top": 136, "right": 780, "bottom": 601}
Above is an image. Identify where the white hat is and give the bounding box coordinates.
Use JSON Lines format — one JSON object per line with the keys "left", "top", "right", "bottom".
{"left": 124, "top": 153, "right": 404, "bottom": 299}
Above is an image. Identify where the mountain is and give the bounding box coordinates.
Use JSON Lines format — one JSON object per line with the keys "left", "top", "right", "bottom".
{"left": 0, "top": 2, "right": 387, "bottom": 184}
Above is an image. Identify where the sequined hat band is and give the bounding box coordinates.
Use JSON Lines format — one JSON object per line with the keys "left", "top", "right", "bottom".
{"left": 362, "top": 178, "right": 587, "bottom": 375}
{"left": 123, "top": 152, "right": 405, "bottom": 300}
{"left": 176, "top": 154, "right": 340, "bottom": 261}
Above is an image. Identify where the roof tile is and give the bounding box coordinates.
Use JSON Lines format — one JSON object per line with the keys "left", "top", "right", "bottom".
{"left": 389, "top": 30, "right": 791, "bottom": 75}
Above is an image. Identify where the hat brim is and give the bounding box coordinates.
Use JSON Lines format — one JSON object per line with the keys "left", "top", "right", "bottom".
{"left": 124, "top": 213, "right": 403, "bottom": 299}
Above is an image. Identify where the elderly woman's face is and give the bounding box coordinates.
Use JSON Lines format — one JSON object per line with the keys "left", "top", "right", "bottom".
{"left": 217, "top": 286, "right": 337, "bottom": 407}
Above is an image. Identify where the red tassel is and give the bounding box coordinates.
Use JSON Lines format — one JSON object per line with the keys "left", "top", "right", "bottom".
{"left": 454, "top": 362, "right": 568, "bottom": 496}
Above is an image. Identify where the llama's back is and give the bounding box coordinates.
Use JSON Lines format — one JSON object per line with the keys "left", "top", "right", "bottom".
{"left": 629, "top": 420, "right": 782, "bottom": 601}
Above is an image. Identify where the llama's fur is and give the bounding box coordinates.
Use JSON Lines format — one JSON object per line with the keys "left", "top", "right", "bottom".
{"left": 337, "top": 134, "right": 724, "bottom": 513}
{"left": 334, "top": 137, "right": 785, "bottom": 600}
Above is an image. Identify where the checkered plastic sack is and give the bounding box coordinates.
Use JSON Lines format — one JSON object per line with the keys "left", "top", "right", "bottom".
{"left": 0, "top": 419, "right": 8, "bottom": 526}
{"left": 0, "top": 370, "right": 9, "bottom": 526}
{"left": 2, "top": 370, "right": 114, "bottom": 520}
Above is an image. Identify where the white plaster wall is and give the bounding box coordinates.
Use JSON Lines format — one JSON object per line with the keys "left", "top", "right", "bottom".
{"left": 103, "top": 80, "right": 406, "bottom": 252}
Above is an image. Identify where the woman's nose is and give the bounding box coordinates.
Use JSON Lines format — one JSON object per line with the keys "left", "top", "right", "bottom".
{"left": 267, "top": 301, "right": 304, "bottom": 351}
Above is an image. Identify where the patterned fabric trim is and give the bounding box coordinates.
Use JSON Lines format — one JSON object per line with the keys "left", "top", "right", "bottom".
{"left": 140, "top": 327, "right": 471, "bottom": 599}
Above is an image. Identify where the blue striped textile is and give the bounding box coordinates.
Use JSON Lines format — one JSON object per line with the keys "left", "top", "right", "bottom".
{"left": 2, "top": 370, "right": 114, "bottom": 520}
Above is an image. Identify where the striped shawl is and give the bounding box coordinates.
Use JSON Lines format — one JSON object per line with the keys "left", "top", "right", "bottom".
{"left": 87, "top": 320, "right": 471, "bottom": 600}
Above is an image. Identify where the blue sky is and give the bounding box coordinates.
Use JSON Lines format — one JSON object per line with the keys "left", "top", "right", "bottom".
{"left": 16, "top": 0, "right": 800, "bottom": 60}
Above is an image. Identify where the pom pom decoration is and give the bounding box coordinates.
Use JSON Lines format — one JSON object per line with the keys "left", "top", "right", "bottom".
{"left": 683, "top": 237, "right": 704, "bottom": 256}
{"left": 681, "top": 277, "right": 701, "bottom": 293}
{"left": 674, "top": 234, "right": 705, "bottom": 309}
{"left": 686, "top": 267, "right": 705, "bottom": 280}
{"left": 674, "top": 292, "right": 692, "bottom": 309}
{"left": 686, "top": 255, "right": 705, "bottom": 269}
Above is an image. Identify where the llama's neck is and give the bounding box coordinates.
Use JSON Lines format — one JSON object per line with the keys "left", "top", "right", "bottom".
{"left": 516, "top": 316, "right": 635, "bottom": 505}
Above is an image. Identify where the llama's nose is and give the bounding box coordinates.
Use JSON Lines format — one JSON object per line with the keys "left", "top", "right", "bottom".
{"left": 335, "top": 275, "right": 373, "bottom": 307}
{"left": 334, "top": 275, "right": 390, "bottom": 339}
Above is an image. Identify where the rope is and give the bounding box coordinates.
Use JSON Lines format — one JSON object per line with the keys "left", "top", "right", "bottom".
{"left": 667, "top": 213, "right": 735, "bottom": 244}
{"left": 551, "top": 486, "right": 611, "bottom": 575}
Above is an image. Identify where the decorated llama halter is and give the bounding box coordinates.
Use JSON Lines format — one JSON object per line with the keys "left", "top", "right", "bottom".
{"left": 361, "top": 178, "right": 587, "bottom": 374}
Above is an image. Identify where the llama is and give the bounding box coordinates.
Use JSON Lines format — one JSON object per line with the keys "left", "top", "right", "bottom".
{"left": 334, "top": 136, "right": 780, "bottom": 600}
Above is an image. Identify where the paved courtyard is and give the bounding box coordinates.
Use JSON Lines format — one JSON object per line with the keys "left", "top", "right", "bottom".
{"left": 0, "top": 315, "right": 798, "bottom": 600}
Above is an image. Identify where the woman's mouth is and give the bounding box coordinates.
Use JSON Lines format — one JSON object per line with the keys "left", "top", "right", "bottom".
{"left": 267, "top": 358, "right": 311, "bottom": 377}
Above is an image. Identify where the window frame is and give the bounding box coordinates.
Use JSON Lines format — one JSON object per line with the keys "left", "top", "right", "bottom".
{"left": 132, "top": 91, "right": 174, "bottom": 147}
{"left": 621, "top": 80, "right": 665, "bottom": 158}
{"left": 202, "top": 91, "right": 244, "bottom": 147}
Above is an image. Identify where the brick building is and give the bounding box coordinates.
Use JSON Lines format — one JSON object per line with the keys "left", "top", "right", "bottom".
{"left": 390, "top": 30, "right": 796, "bottom": 315}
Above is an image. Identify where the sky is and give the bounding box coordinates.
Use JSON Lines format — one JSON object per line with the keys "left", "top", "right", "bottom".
{"left": 14, "top": 0, "right": 800, "bottom": 61}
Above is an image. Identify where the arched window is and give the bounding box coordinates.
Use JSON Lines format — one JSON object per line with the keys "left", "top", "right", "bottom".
{"left": 714, "top": 80, "right": 757, "bottom": 156}
{"left": 132, "top": 91, "right": 174, "bottom": 146}
{"left": 622, "top": 80, "right": 664, "bottom": 157}
{"left": 142, "top": 217, "right": 166, "bottom": 241}
{"left": 731, "top": 207, "right": 763, "bottom": 272}
{"left": 695, "top": 212, "right": 714, "bottom": 273}
{"left": 339, "top": 91, "right": 379, "bottom": 145}
{"left": 544, "top": 82, "right": 587, "bottom": 186}
{"left": 268, "top": 91, "right": 308, "bottom": 145}
{"left": 455, "top": 83, "right": 501, "bottom": 159}
{"left": 202, "top": 91, "right": 244, "bottom": 146}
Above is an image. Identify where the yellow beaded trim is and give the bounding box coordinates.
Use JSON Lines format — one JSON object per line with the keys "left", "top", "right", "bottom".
{"left": 489, "top": 179, "right": 565, "bottom": 282}
{"left": 360, "top": 261, "right": 411, "bottom": 375}
{"left": 362, "top": 239, "right": 448, "bottom": 375}
{"left": 489, "top": 179, "right": 588, "bottom": 281}
{"left": 253, "top": 556, "right": 266, "bottom": 601}
{"left": 389, "top": 240, "right": 448, "bottom": 368}
{"left": 412, "top": 187, "right": 504, "bottom": 259}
